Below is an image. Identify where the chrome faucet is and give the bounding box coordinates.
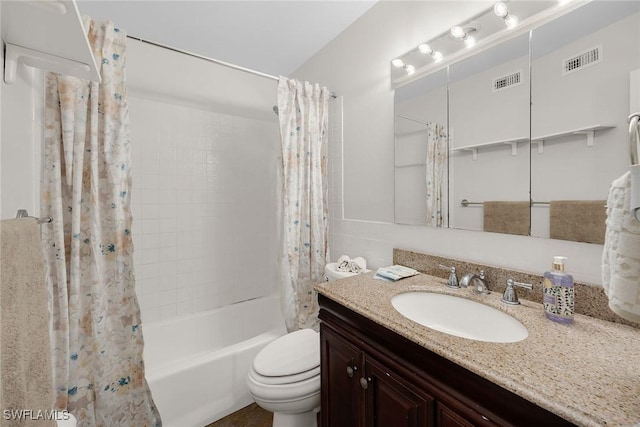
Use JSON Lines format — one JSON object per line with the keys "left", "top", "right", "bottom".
{"left": 438, "top": 265, "right": 459, "bottom": 289}
{"left": 501, "top": 279, "right": 533, "bottom": 305}
{"left": 460, "top": 270, "right": 490, "bottom": 295}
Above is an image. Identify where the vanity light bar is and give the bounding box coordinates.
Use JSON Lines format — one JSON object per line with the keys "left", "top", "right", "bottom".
{"left": 418, "top": 43, "right": 443, "bottom": 63}
{"left": 450, "top": 26, "right": 466, "bottom": 39}
{"left": 392, "top": 0, "right": 586, "bottom": 88}
{"left": 393, "top": 2, "right": 520, "bottom": 78}
{"left": 391, "top": 58, "right": 417, "bottom": 76}
{"left": 418, "top": 43, "right": 433, "bottom": 55}
{"left": 494, "top": 2, "right": 519, "bottom": 29}
{"left": 450, "top": 26, "right": 477, "bottom": 49}
{"left": 392, "top": 58, "right": 405, "bottom": 68}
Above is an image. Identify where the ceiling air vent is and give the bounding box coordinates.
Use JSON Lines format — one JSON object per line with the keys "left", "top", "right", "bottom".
{"left": 492, "top": 70, "right": 522, "bottom": 92}
{"left": 562, "top": 45, "right": 602, "bottom": 76}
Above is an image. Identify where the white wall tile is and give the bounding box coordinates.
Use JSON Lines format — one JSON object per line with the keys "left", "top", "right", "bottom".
{"left": 129, "top": 94, "right": 280, "bottom": 325}
{"left": 142, "top": 306, "right": 160, "bottom": 324}
{"left": 160, "top": 303, "right": 177, "bottom": 321}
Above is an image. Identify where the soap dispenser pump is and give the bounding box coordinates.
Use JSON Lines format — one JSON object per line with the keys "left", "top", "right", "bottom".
{"left": 543, "top": 256, "right": 574, "bottom": 324}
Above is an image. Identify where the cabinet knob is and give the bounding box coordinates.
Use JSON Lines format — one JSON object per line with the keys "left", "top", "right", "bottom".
{"left": 360, "top": 377, "right": 371, "bottom": 389}
{"left": 346, "top": 365, "right": 357, "bottom": 378}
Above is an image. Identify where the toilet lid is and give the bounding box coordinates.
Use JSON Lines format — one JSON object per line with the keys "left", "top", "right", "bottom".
{"left": 253, "top": 329, "right": 320, "bottom": 378}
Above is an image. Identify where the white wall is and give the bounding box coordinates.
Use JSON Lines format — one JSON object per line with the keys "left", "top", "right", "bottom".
{"left": 0, "top": 65, "right": 43, "bottom": 220}
{"left": 294, "top": 1, "right": 605, "bottom": 285}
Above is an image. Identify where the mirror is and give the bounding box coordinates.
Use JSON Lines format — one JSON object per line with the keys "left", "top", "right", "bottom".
{"left": 394, "top": 69, "right": 448, "bottom": 226}
{"left": 393, "top": 1, "right": 640, "bottom": 243}
{"left": 449, "top": 33, "right": 530, "bottom": 234}
{"left": 530, "top": 1, "right": 640, "bottom": 243}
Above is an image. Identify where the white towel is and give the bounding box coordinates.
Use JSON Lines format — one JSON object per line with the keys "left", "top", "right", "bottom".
{"left": 630, "top": 164, "right": 640, "bottom": 221}
{"left": 336, "top": 255, "right": 367, "bottom": 273}
{"left": 0, "top": 218, "right": 55, "bottom": 426}
{"left": 602, "top": 171, "right": 640, "bottom": 323}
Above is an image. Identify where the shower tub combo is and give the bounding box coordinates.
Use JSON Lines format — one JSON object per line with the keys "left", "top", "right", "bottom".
{"left": 143, "top": 295, "right": 287, "bottom": 427}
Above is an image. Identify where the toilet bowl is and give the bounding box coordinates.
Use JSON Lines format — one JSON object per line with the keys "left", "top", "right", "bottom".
{"left": 247, "top": 329, "right": 320, "bottom": 427}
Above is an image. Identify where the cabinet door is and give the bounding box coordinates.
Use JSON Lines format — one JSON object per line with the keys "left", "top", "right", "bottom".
{"left": 320, "top": 325, "right": 363, "bottom": 427}
{"left": 436, "top": 401, "right": 499, "bottom": 427}
{"left": 436, "top": 403, "right": 475, "bottom": 427}
{"left": 363, "top": 356, "right": 434, "bottom": 427}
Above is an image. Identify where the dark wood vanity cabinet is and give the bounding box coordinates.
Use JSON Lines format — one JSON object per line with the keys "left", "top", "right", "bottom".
{"left": 363, "top": 356, "right": 433, "bottom": 427}
{"left": 321, "top": 324, "right": 434, "bottom": 427}
{"left": 319, "top": 294, "right": 575, "bottom": 427}
{"left": 321, "top": 325, "right": 362, "bottom": 426}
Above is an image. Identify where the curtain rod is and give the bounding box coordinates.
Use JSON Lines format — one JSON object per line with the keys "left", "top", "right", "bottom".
{"left": 126, "top": 34, "right": 337, "bottom": 98}
{"left": 126, "top": 35, "right": 279, "bottom": 81}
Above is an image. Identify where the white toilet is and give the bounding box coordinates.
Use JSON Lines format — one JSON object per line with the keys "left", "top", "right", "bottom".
{"left": 247, "top": 329, "right": 321, "bottom": 427}
{"left": 247, "top": 260, "right": 367, "bottom": 427}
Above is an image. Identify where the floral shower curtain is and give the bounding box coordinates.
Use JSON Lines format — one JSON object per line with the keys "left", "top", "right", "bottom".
{"left": 425, "top": 123, "right": 447, "bottom": 227}
{"left": 277, "top": 77, "right": 330, "bottom": 331}
{"left": 41, "top": 18, "right": 161, "bottom": 426}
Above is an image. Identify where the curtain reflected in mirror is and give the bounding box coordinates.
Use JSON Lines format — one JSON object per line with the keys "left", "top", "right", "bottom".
{"left": 394, "top": 69, "right": 448, "bottom": 226}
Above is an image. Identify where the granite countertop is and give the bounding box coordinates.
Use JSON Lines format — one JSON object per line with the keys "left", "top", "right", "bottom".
{"left": 315, "top": 272, "right": 640, "bottom": 427}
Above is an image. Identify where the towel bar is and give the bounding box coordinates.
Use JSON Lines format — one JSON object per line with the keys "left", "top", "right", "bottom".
{"left": 460, "top": 199, "right": 549, "bottom": 207}
{"left": 15, "top": 209, "right": 52, "bottom": 224}
{"left": 630, "top": 113, "right": 640, "bottom": 165}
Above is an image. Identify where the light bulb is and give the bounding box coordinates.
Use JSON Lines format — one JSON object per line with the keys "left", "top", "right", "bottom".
{"left": 432, "top": 51, "right": 443, "bottom": 63}
{"left": 392, "top": 58, "right": 405, "bottom": 68}
{"left": 505, "top": 14, "right": 519, "bottom": 28}
{"left": 405, "top": 65, "right": 416, "bottom": 75}
{"left": 418, "top": 44, "right": 433, "bottom": 55}
{"left": 450, "top": 26, "right": 466, "bottom": 39}
{"left": 464, "top": 35, "right": 476, "bottom": 48}
{"left": 494, "top": 1, "right": 508, "bottom": 18}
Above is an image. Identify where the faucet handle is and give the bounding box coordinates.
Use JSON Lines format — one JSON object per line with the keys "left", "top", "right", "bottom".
{"left": 501, "top": 278, "right": 533, "bottom": 305}
{"left": 438, "top": 265, "right": 459, "bottom": 289}
{"left": 438, "top": 264, "right": 453, "bottom": 272}
{"left": 472, "top": 270, "right": 490, "bottom": 295}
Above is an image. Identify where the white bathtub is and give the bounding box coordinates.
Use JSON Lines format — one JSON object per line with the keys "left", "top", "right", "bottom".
{"left": 143, "top": 295, "right": 287, "bottom": 427}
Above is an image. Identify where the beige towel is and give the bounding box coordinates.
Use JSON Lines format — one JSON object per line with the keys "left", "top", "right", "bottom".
{"left": 1, "top": 219, "right": 55, "bottom": 426}
{"left": 549, "top": 200, "right": 606, "bottom": 244}
{"left": 483, "top": 201, "right": 529, "bottom": 236}
{"left": 602, "top": 172, "right": 640, "bottom": 323}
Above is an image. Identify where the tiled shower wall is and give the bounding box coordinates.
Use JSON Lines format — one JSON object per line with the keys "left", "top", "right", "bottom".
{"left": 128, "top": 95, "right": 280, "bottom": 324}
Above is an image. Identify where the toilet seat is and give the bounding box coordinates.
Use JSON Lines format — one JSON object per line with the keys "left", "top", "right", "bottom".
{"left": 250, "top": 365, "right": 320, "bottom": 385}
{"left": 248, "top": 328, "right": 320, "bottom": 394}
{"left": 252, "top": 329, "right": 320, "bottom": 380}
{"left": 247, "top": 328, "right": 321, "bottom": 425}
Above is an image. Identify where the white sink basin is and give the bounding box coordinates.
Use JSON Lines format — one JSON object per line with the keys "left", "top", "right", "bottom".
{"left": 391, "top": 292, "right": 528, "bottom": 343}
